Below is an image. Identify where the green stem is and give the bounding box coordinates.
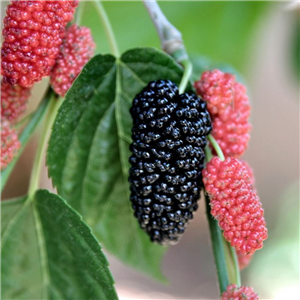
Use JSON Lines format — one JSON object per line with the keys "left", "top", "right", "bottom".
{"left": 28, "top": 92, "right": 60, "bottom": 198}
{"left": 178, "top": 58, "right": 192, "bottom": 94}
{"left": 1, "top": 88, "right": 54, "bottom": 193}
{"left": 205, "top": 194, "right": 230, "bottom": 294}
{"left": 229, "top": 242, "right": 241, "bottom": 286}
{"left": 94, "top": 0, "right": 120, "bottom": 57}
{"left": 74, "top": 1, "right": 85, "bottom": 26}
{"left": 208, "top": 134, "right": 225, "bottom": 161}
{"left": 143, "top": 1, "right": 192, "bottom": 93}
{"left": 204, "top": 145, "right": 213, "bottom": 162}
{"left": 222, "top": 238, "right": 236, "bottom": 285}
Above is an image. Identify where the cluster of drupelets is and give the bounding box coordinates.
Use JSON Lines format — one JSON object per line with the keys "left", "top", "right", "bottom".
{"left": 195, "top": 70, "right": 267, "bottom": 299}
{"left": 1, "top": 0, "right": 95, "bottom": 170}
{"left": 1, "top": 1, "right": 266, "bottom": 299}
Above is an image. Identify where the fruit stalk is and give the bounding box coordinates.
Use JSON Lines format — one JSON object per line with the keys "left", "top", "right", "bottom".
{"left": 28, "top": 89, "right": 60, "bottom": 197}
{"left": 205, "top": 193, "right": 230, "bottom": 294}
{"left": 143, "top": 0, "right": 192, "bottom": 93}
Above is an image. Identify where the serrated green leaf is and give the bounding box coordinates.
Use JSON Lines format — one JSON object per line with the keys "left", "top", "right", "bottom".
{"left": 47, "top": 47, "right": 188, "bottom": 281}
{"left": 1, "top": 190, "right": 118, "bottom": 300}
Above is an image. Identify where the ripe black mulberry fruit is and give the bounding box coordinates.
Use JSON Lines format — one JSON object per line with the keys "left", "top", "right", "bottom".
{"left": 129, "top": 79, "right": 212, "bottom": 244}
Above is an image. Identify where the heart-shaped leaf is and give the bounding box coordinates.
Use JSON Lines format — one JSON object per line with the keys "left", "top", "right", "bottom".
{"left": 47, "top": 47, "right": 189, "bottom": 280}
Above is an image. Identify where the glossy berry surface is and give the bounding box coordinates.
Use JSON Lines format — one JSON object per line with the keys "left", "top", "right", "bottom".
{"left": 1, "top": 80, "right": 31, "bottom": 122}
{"left": 129, "top": 79, "right": 212, "bottom": 244}
{"left": 194, "top": 69, "right": 235, "bottom": 115}
{"left": 1, "top": 119, "right": 20, "bottom": 170}
{"left": 1, "top": 0, "right": 78, "bottom": 87}
{"left": 50, "top": 24, "right": 95, "bottom": 96}
{"left": 222, "top": 284, "right": 259, "bottom": 300}
{"left": 202, "top": 157, "right": 267, "bottom": 255}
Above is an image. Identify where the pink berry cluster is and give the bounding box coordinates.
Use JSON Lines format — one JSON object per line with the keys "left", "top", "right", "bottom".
{"left": 1, "top": 119, "right": 20, "bottom": 170}
{"left": 222, "top": 284, "right": 259, "bottom": 300}
{"left": 1, "top": 81, "right": 31, "bottom": 122}
{"left": 1, "top": 1, "right": 96, "bottom": 171}
{"left": 50, "top": 24, "right": 96, "bottom": 96}
{"left": 195, "top": 70, "right": 251, "bottom": 158}
{"left": 194, "top": 69, "right": 235, "bottom": 115}
{"left": 1, "top": 0, "right": 79, "bottom": 87}
{"left": 202, "top": 157, "right": 267, "bottom": 255}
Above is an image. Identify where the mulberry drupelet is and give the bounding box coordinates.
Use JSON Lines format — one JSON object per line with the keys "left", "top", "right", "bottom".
{"left": 1, "top": 119, "right": 20, "bottom": 170}
{"left": 1, "top": 0, "right": 78, "bottom": 87}
{"left": 222, "top": 284, "right": 259, "bottom": 300}
{"left": 129, "top": 79, "right": 212, "bottom": 244}
{"left": 50, "top": 24, "right": 95, "bottom": 97}
{"left": 202, "top": 157, "right": 268, "bottom": 255}
{"left": 1, "top": 80, "right": 31, "bottom": 122}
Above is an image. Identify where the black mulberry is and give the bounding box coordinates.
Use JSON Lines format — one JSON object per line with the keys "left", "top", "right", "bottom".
{"left": 129, "top": 79, "right": 212, "bottom": 244}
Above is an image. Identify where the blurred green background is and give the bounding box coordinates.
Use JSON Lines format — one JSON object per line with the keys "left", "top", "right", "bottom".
{"left": 83, "top": 1, "right": 270, "bottom": 71}
{"left": 2, "top": 1, "right": 299, "bottom": 299}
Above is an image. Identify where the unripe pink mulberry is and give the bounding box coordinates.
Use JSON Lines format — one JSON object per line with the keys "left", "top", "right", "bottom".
{"left": 50, "top": 24, "right": 95, "bottom": 96}
{"left": 211, "top": 105, "right": 251, "bottom": 158}
{"left": 202, "top": 157, "right": 267, "bottom": 255}
{"left": 1, "top": 119, "right": 20, "bottom": 170}
{"left": 240, "top": 160, "right": 255, "bottom": 186}
{"left": 195, "top": 69, "right": 252, "bottom": 158}
{"left": 1, "top": 80, "right": 31, "bottom": 122}
{"left": 222, "top": 284, "right": 259, "bottom": 300}
{"left": 1, "top": 0, "right": 79, "bottom": 87}
{"left": 194, "top": 69, "right": 235, "bottom": 115}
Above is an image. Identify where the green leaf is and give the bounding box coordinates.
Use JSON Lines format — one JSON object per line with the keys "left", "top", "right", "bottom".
{"left": 1, "top": 190, "right": 118, "bottom": 300}
{"left": 47, "top": 47, "right": 188, "bottom": 281}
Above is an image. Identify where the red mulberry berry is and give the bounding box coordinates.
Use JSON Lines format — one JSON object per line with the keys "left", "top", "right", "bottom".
{"left": 1, "top": 80, "right": 31, "bottom": 122}
{"left": 1, "top": 0, "right": 79, "bottom": 87}
{"left": 202, "top": 157, "right": 267, "bottom": 255}
{"left": 50, "top": 24, "right": 95, "bottom": 96}
{"left": 211, "top": 108, "right": 251, "bottom": 158}
{"left": 240, "top": 160, "right": 255, "bottom": 186}
{"left": 222, "top": 284, "right": 259, "bottom": 300}
{"left": 236, "top": 249, "right": 253, "bottom": 270}
{"left": 1, "top": 119, "right": 20, "bottom": 170}
{"left": 199, "top": 71, "right": 252, "bottom": 158}
{"left": 129, "top": 80, "right": 212, "bottom": 244}
{"left": 194, "top": 69, "right": 235, "bottom": 115}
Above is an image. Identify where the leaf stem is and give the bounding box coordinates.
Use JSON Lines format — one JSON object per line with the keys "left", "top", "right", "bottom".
{"left": 205, "top": 193, "right": 230, "bottom": 294}
{"left": 1, "top": 88, "right": 53, "bottom": 193}
{"left": 208, "top": 134, "right": 225, "bottom": 161}
{"left": 178, "top": 59, "right": 192, "bottom": 94}
{"left": 28, "top": 90, "right": 60, "bottom": 198}
{"left": 94, "top": 0, "right": 120, "bottom": 57}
